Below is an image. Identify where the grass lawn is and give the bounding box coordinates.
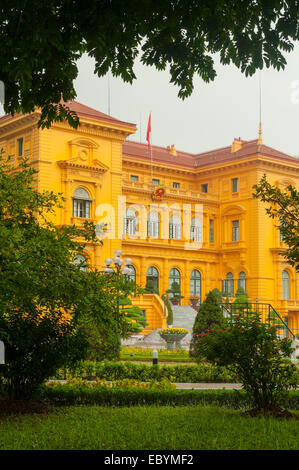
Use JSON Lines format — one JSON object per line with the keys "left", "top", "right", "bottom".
{"left": 0, "top": 405, "right": 298, "bottom": 450}
{"left": 120, "top": 347, "right": 194, "bottom": 363}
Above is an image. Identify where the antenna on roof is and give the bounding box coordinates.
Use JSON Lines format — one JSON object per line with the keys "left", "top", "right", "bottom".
{"left": 257, "top": 70, "right": 263, "bottom": 145}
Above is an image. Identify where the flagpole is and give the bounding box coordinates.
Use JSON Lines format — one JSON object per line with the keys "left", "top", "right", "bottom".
{"left": 146, "top": 112, "right": 153, "bottom": 183}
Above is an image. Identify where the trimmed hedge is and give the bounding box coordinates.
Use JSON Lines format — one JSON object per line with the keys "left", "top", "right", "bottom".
{"left": 53, "top": 361, "right": 238, "bottom": 383}
{"left": 39, "top": 384, "right": 299, "bottom": 410}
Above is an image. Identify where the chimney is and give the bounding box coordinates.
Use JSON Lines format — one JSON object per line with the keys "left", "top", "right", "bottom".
{"left": 231, "top": 137, "right": 242, "bottom": 153}
{"left": 167, "top": 144, "right": 177, "bottom": 156}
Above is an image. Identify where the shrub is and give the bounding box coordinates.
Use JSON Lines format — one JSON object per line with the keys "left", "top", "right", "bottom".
{"left": 211, "top": 288, "right": 222, "bottom": 305}
{"left": 38, "top": 383, "right": 299, "bottom": 410}
{"left": 52, "top": 360, "right": 238, "bottom": 384}
{"left": 161, "top": 294, "right": 174, "bottom": 326}
{"left": 190, "top": 291, "right": 227, "bottom": 357}
{"left": 196, "top": 312, "right": 298, "bottom": 413}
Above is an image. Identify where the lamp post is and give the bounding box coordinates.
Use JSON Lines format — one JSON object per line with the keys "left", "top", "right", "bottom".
{"left": 103, "top": 250, "right": 133, "bottom": 345}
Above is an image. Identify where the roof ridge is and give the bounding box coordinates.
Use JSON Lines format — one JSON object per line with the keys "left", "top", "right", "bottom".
{"left": 63, "top": 100, "right": 136, "bottom": 127}
{"left": 124, "top": 139, "right": 196, "bottom": 157}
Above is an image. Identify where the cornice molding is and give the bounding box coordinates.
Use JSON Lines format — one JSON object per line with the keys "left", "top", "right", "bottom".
{"left": 57, "top": 158, "right": 108, "bottom": 173}
{"left": 123, "top": 154, "right": 298, "bottom": 177}
{"left": 0, "top": 113, "right": 40, "bottom": 136}
{"left": 194, "top": 155, "right": 299, "bottom": 175}
{"left": 121, "top": 239, "right": 220, "bottom": 260}
{"left": 49, "top": 119, "right": 134, "bottom": 141}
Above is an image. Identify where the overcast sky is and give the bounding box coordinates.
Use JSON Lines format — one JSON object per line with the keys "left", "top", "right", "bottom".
{"left": 74, "top": 42, "right": 299, "bottom": 158}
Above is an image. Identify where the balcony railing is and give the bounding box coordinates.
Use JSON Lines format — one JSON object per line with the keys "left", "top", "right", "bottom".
{"left": 122, "top": 180, "right": 218, "bottom": 200}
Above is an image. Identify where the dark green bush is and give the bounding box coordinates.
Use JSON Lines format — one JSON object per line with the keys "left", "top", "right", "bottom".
{"left": 38, "top": 383, "right": 299, "bottom": 410}
{"left": 190, "top": 291, "right": 227, "bottom": 357}
{"left": 52, "top": 360, "right": 238, "bottom": 383}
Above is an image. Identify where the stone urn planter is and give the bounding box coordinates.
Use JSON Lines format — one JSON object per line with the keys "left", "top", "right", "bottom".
{"left": 189, "top": 296, "right": 200, "bottom": 310}
{"left": 158, "top": 328, "right": 189, "bottom": 350}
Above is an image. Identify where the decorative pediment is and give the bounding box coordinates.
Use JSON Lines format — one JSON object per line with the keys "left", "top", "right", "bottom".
{"left": 57, "top": 157, "right": 109, "bottom": 173}
{"left": 57, "top": 137, "right": 109, "bottom": 173}
{"left": 276, "top": 178, "right": 295, "bottom": 189}
{"left": 221, "top": 204, "right": 246, "bottom": 216}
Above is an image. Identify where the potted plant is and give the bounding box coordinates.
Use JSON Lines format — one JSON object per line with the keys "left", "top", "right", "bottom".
{"left": 167, "top": 281, "right": 184, "bottom": 306}
{"left": 189, "top": 295, "right": 200, "bottom": 310}
{"left": 158, "top": 328, "right": 189, "bottom": 350}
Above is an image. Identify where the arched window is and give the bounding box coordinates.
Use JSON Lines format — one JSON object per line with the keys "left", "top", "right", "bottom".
{"left": 169, "top": 268, "right": 181, "bottom": 304}
{"left": 147, "top": 211, "right": 159, "bottom": 238}
{"left": 282, "top": 270, "right": 290, "bottom": 300}
{"left": 73, "top": 188, "right": 92, "bottom": 218}
{"left": 127, "top": 265, "right": 136, "bottom": 282}
{"left": 238, "top": 271, "right": 246, "bottom": 292}
{"left": 222, "top": 272, "right": 234, "bottom": 297}
{"left": 190, "top": 270, "right": 201, "bottom": 302}
{"left": 190, "top": 218, "right": 202, "bottom": 242}
{"left": 73, "top": 254, "right": 88, "bottom": 272}
{"left": 124, "top": 208, "right": 138, "bottom": 235}
{"left": 146, "top": 266, "right": 159, "bottom": 291}
{"left": 169, "top": 214, "right": 181, "bottom": 239}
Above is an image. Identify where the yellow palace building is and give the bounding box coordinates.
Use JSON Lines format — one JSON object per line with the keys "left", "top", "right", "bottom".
{"left": 0, "top": 101, "right": 298, "bottom": 336}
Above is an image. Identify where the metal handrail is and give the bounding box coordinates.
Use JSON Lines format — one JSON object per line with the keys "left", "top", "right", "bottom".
{"left": 220, "top": 302, "right": 295, "bottom": 340}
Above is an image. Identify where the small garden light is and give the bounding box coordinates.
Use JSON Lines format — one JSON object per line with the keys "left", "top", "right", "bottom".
{"left": 152, "top": 349, "right": 158, "bottom": 365}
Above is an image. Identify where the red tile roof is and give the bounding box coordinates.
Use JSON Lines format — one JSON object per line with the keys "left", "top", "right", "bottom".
{"left": 123, "top": 138, "right": 299, "bottom": 169}
{"left": 0, "top": 100, "right": 136, "bottom": 129}
{"left": 62, "top": 100, "right": 136, "bottom": 128}
{"left": 123, "top": 141, "right": 196, "bottom": 168}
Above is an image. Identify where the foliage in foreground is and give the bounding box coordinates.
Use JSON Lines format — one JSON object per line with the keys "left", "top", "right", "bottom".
{"left": 52, "top": 360, "right": 238, "bottom": 384}
{"left": 195, "top": 312, "right": 298, "bottom": 412}
{"left": 253, "top": 174, "right": 299, "bottom": 270}
{"left": 37, "top": 383, "right": 299, "bottom": 411}
{"left": 0, "top": 158, "right": 122, "bottom": 398}
{"left": 3, "top": 2, "right": 299, "bottom": 129}
{"left": 190, "top": 291, "right": 227, "bottom": 357}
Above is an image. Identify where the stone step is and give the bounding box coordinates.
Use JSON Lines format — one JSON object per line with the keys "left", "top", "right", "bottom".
{"left": 122, "top": 306, "right": 198, "bottom": 349}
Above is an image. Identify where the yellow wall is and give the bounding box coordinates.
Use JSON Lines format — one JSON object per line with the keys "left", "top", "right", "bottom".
{"left": 0, "top": 109, "right": 298, "bottom": 335}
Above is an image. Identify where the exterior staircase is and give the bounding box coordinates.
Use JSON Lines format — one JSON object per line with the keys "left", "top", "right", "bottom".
{"left": 122, "top": 305, "right": 197, "bottom": 349}
{"left": 171, "top": 305, "right": 197, "bottom": 332}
